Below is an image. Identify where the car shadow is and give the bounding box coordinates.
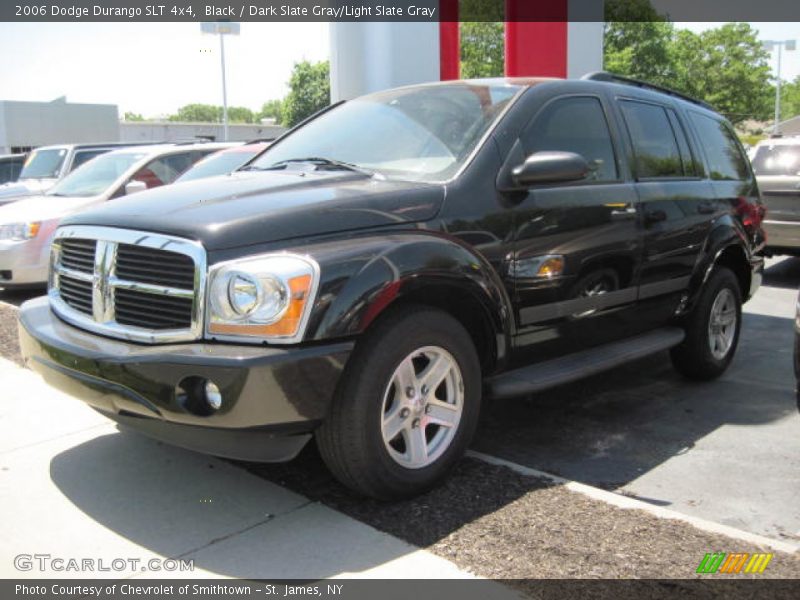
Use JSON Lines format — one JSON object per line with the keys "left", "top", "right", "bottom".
{"left": 48, "top": 429, "right": 530, "bottom": 578}
{"left": 43, "top": 294, "right": 799, "bottom": 566}
{"left": 0, "top": 286, "right": 44, "bottom": 307}
{"left": 471, "top": 311, "right": 796, "bottom": 490}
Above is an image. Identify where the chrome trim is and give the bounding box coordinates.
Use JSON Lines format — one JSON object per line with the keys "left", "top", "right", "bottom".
{"left": 49, "top": 225, "right": 207, "bottom": 344}
{"left": 204, "top": 252, "right": 321, "bottom": 346}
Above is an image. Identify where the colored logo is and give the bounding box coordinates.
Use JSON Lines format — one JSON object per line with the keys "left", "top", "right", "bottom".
{"left": 696, "top": 552, "right": 773, "bottom": 574}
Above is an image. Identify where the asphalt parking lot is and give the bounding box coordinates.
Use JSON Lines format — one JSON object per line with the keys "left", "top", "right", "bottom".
{"left": 1, "top": 259, "right": 799, "bottom": 581}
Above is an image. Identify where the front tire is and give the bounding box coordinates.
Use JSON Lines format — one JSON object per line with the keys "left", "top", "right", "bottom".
{"left": 316, "top": 306, "right": 482, "bottom": 500}
{"left": 670, "top": 267, "right": 742, "bottom": 380}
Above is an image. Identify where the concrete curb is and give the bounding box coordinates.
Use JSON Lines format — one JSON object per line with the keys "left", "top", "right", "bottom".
{"left": 467, "top": 450, "right": 799, "bottom": 555}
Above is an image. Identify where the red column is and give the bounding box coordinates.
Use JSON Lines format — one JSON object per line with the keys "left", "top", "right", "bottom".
{"left": 504, "top": 0, "right": 568, "bottom": 78}
{"left": 439, "top": 0, "right": 460, "bottom": 80}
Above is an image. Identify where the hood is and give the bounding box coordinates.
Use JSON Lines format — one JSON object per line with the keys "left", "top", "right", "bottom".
{"left": 0, "top": 193, "right": 102, "bottom": 225}
{"left": 60, "top": 170, "right": 444, "bottom": 251}
{"left": 0, "top": 179, "right": 56, "bottom": 203}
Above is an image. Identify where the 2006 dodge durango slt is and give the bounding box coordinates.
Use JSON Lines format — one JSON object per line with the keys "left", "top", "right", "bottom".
{"left": 18, "top": 74, "right": 766, "bottom": 499}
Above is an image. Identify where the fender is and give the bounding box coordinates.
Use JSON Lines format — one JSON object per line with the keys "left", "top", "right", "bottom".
{"left": 681, "top": 213, "right": 752, "bottom": 314}
{"left": 297, "top": 231, "right": 515, "bottom": 369}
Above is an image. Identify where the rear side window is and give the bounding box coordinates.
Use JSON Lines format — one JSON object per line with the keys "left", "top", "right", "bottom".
{"left": 522, "top": 96, "right": 618, "bottom": 182}
{"left": 687, "top": 112, "right": 750, "bottom": 181}
{"left": 751, "top": 144, "right": 800, "bottom": 176}
{"left": 619, "top": 100, "right": 686, "bottom": 178}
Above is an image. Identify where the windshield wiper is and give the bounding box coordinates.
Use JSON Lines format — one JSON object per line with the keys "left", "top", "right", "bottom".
{"left": 246, "top": 157, "right": 375, "bottom": 177}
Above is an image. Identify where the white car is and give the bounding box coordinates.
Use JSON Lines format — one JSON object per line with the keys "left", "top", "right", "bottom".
{"left": 0, "top": 142, "right": 158, "bottom": 205}
{"left": 0, "top": 143, "right": 230, "bottom": 287}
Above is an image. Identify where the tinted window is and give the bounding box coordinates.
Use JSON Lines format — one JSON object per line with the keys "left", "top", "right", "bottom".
{"left": 620, "top": 100, "right": 684, "bottom": 178}
{"left": 522, "top": 96, "right": 618, "bottom": 181}
{"left": 688, "top": 112, "right": 749, "bottom": 181}
{"left": 131, "top": 151, "right": 207, "bottom": 189}
{"left": 751, "top": 144, "right": 800, "bottom": 177}
{"left": 71, "top": 149, "right": 108, "bottom": 171}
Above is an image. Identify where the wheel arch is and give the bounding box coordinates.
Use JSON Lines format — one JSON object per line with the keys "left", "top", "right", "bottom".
{"left": 304, "top": 233, "right": 513, "bottom": 375}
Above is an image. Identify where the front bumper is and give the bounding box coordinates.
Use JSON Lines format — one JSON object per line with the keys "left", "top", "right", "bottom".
{"left": 0, "top": 237, "right": 49, "bottom": 286}
{"left": 18, "top": 297, "right": 353, "bottom": 462}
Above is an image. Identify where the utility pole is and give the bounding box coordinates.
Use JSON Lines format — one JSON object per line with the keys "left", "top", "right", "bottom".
{"left": 201, "top": 22, "right": 241, "bottom": 141}
{"left": 763, "top": 39, "right": 796, "bottom": 136}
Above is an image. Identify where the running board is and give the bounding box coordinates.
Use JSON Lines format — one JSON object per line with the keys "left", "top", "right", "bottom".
{"left": 487, "top": 327, "right": 685, "bottom": 399}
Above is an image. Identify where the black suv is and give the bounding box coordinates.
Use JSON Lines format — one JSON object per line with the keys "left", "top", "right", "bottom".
{"left": 18, "top": 73, "right": 765, "bottom": 499}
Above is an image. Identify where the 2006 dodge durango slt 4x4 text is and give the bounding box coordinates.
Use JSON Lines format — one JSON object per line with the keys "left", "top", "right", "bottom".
{"left": 18, "top": 74, "right": 766, "bottom": 499}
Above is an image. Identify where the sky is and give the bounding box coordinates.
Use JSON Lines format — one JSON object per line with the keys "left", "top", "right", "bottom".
{"left": 0, "top": 21, "right": 797, "bottom": 118}
{"left": 0, "top": 22, "right": 329, "bottom": 117}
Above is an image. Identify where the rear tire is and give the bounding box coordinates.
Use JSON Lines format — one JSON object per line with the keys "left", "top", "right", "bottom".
{"left": 670, "top": 267, "right": 741, "bottom": 381}
{"left": 316, "top": 305, "right": 482, "bottom": 500}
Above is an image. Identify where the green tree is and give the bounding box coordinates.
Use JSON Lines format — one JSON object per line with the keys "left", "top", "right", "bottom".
{"left": 226, "top": 106, "right": 256, "bottom": 123}
{"left": 169, "top": 103, "right": 221, "bottom": 122}
{"left": 459, "top": 0, "right": 504, "bottom": 79}
{"left": 281, "top": 60, "right": 330, "bottom": 128}
{"left": 258, "top": 99, "right": 284, "bottom": 124}
{"left": 780, "top": 76, "right": 800, "bottom": 121}
{"left": 671, "top": 23, "right": 772, "bottom": 124}
{"left": 123, "top": 111, "right": 144, "bottom": 121}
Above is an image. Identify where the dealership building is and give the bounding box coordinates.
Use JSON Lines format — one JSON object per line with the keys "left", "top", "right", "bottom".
{"left": 0, "top": 96, "right": 285, "bottom": 155}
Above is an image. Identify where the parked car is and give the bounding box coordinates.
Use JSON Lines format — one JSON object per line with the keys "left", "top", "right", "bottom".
{"left": 18, "top": 74, "right": 765, "bottom": 499}
{"left": 751, "top": 136, "right": 800, "bottom": 255}
{"left": 0, "top": 154, "right": 25, "bottom": 185}
{"left": 0, "top": 142, "right": 159, "bottom": 205}
{"left": 0, "top": 143, "right": 229, "bottom": 287}
{"left": 175, "top": 142, "right": 271, "bottom": 183}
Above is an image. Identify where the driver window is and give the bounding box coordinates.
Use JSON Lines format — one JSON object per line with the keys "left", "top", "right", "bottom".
{"left": 130, "top": 155, "right": 182, "bottom": 189}
{"left": 521, "top": 96, "right": 618, "bottom": 182}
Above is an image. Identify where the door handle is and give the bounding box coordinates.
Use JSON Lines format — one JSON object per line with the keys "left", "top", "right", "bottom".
{"left": 644, "top": 209, "right": 668, "bottom": 225}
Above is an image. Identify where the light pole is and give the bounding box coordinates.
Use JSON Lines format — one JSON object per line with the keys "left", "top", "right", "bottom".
{"left": 763, "top": 39, "right": 796, "bottom": 136}
{"left": 201, "top": 22, "right": 241, "bottom": 141}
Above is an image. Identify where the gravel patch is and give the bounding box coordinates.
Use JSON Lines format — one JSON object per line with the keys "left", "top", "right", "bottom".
{"left": 241, "top": 448, "right": 800, "bottom": 584}
{"left": 0, "top": 302, "right": 22, "bottom": 366}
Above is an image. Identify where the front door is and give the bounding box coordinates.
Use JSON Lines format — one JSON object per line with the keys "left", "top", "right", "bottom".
{"left": 510, "top": 94, "right": 643, "bottom": 365}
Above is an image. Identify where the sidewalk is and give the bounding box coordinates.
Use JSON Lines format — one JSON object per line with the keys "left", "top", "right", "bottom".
{"left": 0, "top": 357, "right": 477, "bottom": 580}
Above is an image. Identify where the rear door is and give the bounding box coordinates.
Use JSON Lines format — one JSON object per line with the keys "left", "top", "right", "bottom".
{"left": 616, "top": 98, "right": 716, "bottom": 317}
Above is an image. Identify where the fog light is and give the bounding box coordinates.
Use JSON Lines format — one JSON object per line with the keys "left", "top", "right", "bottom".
{"left": 204, "top": 381, "right": 222, "bottom": 410}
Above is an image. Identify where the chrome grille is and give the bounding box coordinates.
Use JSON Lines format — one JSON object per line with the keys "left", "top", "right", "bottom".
{"left": 114, "top": 288, "right": 194, "bottom": 329}
{"left": 58, "top": 274, "right": 93, "bottom": 315}
{"left": 48, "top": 226, "right": 206, "bottom": 343}
{"left": 60, "top": 239, "right": 96, "bottom": 274}
{"left": 116, "top": 244, "right": 196, "bottom": 289}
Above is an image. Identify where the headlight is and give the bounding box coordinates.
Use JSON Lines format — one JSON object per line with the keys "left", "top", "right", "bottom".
{"left": 0, "top": 222, "right": 41, "bottom": 241}
{"left": 206, "top": 253, "right": 319, "bottom": 342}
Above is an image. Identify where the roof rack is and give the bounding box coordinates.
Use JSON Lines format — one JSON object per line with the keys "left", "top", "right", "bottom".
{"left": 581, "top": 71, "right": 713, "bottom": 110}
{"left": 244, "top": 137, "right": 276, "bottom": 144}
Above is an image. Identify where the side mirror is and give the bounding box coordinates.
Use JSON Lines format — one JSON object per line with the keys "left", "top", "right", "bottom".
{"left": 124, "top": 180, "right": 148, "bottom": 196}
{"left": 512, "top": 151, "right": 590, "bottom": 187}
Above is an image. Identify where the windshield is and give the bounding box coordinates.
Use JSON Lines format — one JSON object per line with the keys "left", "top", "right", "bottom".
{"left": 48, "top": 152, "right": 146, "bottom": 197}
{"left": 752, "top": 144, "right": 800, "bottom": 176}
{"left": 249, "top": 83, "right": 522, "bottom": 182}
{"left": 20, "top": 148, "right": 68, "bottom": 179}
{"left": 176, "top": 148, "right": 262, "bottom": 182}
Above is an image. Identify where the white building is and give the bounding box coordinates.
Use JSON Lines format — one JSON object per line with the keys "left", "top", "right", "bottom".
{"left": 119, "top": 121, "right": 285, "bottom": 144}
{"left": 0, "top": 97, "right": 119, "bottom": 154}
